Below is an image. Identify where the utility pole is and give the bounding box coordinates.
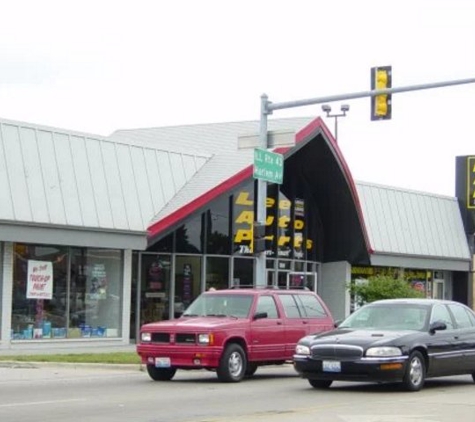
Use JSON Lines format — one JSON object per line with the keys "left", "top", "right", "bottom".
{"left": 254, "top": 76, "right": 475, "bottom": 287}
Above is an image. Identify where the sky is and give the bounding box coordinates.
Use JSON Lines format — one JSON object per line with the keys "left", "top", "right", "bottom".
{"left": 0, "top": 0, "right": 474, "bottom": 197}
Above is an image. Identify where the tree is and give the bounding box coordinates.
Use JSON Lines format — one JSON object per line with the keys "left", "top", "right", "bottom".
{"left": 348, "top": 274, "right": 425, "bottom": 308}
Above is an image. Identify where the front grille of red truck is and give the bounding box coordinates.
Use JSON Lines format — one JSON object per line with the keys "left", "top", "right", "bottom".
{"left": 151, "top": 333, "right": 170, "bottom": 343}
{"left": 150, "top": 332, "right": 197, "bottom": 344}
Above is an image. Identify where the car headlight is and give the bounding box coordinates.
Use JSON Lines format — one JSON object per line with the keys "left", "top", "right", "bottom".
{"left": 141, "top": 332, "right": 152, "bottom": 342}
{"left": 198, "top": 333, "right": 214, "bottom": 345}
{"left": 366, "top": 346, "right": 402, "bottom": 357}
{"left": 295, "top": 344, "right": 311, "bottom": 355}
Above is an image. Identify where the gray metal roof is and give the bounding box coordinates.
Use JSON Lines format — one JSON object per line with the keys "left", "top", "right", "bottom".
{"left": 0, "top": 115, "right": 470, "bottom": 268}
{"left": 0, "top": 118, "right": 210, "bottom": 234}
{"left": 356, "top": 181, "right": 471, "bottom": 270}
{"left": 110, "top": 117, "right": 314, "bottom": 226}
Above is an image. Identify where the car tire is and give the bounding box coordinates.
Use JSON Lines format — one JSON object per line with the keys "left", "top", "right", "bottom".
{"left": 146, "top": 365, "right": 177, "bottom": 381}
{"left": 245, "top": 363, "right": 258, "bottom": 377}
{"left": 402, "top": 351, "right": 425, "bottom": 391}
{"left": 472, "top": 373, "right": 475, "bottom": 383}
{"left": 308, "top": 379, "right": 332, "bottom": 389}
{"left": 217, "top": 344, "right": 246, "bottom": 383}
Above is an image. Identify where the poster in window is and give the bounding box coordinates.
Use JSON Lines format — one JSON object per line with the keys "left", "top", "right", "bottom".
{"left": 26, "top": 260, "right": 53, "bottom": 300}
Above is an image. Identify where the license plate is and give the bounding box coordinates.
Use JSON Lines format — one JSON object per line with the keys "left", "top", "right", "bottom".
{"left": 155, "top": 357, "right": 171, "bottom": 368}
{"left": 322, "top": 360, "right": 341, "bottom": 373}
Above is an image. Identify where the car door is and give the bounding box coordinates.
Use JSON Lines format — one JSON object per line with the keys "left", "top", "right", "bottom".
{"left": 249, "top": 295, "right": 285, "bottom": 361}
{"left": 294, "top": 293, "right": 334, "bottom": 336}
{"left": 447, "top": 303, "right": 475, "bottom": 372}
{"left": 276, "top": 293, "right": 309, "bottom": 357}
{"left": 426, "top": 304, "right": 459, "bottom": 376}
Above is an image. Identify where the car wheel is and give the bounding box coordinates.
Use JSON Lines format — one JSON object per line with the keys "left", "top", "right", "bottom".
{"left": 146, "top": 365, "right": 177, "bottom": 381}
{"left": 308, "top": 379, "right": 332, "bottom": 389}
{"left": 402, "top": 351, "right": 425, "bottom": 391}
{"left": 217, "top": 344, "right": 246, "bottom": 383}
{"left": 245, "top": 363, "right": 258, "bottom": 377}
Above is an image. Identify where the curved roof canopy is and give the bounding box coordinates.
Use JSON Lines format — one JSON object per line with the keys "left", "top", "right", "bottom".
{"left": 146, "top": 117, "right": 371, "bottom": 264}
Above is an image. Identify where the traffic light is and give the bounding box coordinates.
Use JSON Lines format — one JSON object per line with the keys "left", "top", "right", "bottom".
{"left": 252, "top": 222, "right": 266, "bottom": 254}
{"left": 371, "top": 66, "right": 392, "bottom": 121}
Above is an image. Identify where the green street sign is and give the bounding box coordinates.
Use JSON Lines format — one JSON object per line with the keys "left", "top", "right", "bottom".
{"left": 253, "top": 148, "right": 284, "bottom": 184}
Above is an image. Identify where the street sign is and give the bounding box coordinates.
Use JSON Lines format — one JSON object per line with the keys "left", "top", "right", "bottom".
{"left": 238, "top": 130, "right": 295, "bottom": 149}
{"left": 253, "top": 148, "right": 284, "bottom": 184}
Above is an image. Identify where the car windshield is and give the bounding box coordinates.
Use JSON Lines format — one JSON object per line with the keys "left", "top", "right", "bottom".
{"left": 339, "top": 303, "right": 430, "bottom": 331}
{"left": 182, "top": 294, "right": 253, "bottom": 318}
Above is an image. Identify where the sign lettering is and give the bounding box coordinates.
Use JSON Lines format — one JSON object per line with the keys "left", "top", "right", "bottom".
{"left": 27, "top": 260, "right": 53, "bottom": 300}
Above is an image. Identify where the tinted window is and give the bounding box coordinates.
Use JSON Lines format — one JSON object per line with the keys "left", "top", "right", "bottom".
{"left": 448, "top": 304, "right": 474, "bottom": 329}
{"left": 256, "top": 296, "right": 279, "bottom": 319}
{"left": 297, "top": 294, "right": 327, "bottom": 318}
{"left": 278, "top": 294, "right": 302, "bottom": 318}
{"left": 430, "top": 304, "right": 454, "bottom": 330}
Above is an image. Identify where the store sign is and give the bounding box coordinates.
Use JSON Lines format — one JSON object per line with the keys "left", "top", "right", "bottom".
{"left": 233, "top": 191, "right": 313, "bottom": 256}
{"left": 26, "top": 260, "right": 53, "bottom": 300}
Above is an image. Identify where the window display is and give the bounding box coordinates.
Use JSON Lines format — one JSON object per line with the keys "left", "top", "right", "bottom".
{"left": 11, "top": 243, "right": 123, "bottom": 340}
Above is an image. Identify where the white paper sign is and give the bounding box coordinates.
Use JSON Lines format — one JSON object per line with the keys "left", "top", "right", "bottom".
{"left": 27, "top": 260, "right": 53, "bottom": 300}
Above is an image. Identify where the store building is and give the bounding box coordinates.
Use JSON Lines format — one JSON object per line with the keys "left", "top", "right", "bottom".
{"left": 0, "top": 116, "right": 473, "bottom": 351}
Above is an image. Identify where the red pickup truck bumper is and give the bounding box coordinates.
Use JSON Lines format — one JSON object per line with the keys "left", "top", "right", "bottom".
{"left": 137, "top": 343, "right": 223, "bottom": 368}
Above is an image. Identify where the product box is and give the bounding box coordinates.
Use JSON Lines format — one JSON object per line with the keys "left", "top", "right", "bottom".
{"left": 53, "top": 328, "right": 67, "bottom": 338}
{"left": 81, "top": 325, "right": 92, "bottom": 337}
{"left": 68, "top": 328, "right": 82, "bottom": 339}
{"left": 42, "top": 321, "right": 52, "bottom": 338}
{"left": 33, "top": 328, "right": 43, "bottom": 339}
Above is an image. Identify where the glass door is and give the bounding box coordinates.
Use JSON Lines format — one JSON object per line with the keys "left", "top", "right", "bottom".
{"left": 433, "top": 280, "right": 445, "bottom": 299}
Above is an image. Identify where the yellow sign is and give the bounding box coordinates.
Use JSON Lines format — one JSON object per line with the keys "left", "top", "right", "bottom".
{"left": 234, "top": 191, "right": 313, "bottom": 255}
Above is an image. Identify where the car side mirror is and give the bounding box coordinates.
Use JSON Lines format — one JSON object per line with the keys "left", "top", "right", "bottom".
{"left": 253, "top": 311, "right": 268, "bottom": 320}
{"left": 429, "top": 320, "right": 447, "bottom": 333}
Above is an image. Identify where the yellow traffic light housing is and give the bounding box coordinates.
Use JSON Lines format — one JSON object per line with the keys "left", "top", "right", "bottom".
{"left": 371, "top": 66, "right": 392, "bottom": 120}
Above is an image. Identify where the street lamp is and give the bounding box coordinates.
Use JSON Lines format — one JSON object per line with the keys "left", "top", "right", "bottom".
{"left": 321, "top": 104, "right": 350, "bottom": 141}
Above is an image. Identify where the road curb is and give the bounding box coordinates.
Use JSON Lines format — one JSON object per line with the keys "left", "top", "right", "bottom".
{"left": 0, "top": 361, "right": 144, "bottom": 371}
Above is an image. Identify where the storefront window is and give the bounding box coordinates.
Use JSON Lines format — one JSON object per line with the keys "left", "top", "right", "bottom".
{"left": 206, "top": 257, "right": 229, "bottom": 290}
{"left": 140, "top": 254, "right": 171, "bottom": 324}
{"left": 206, "top": 196, "right": 231, "bottom": 254}
{"left": 11, "top": 243, "right": 123, "bottom": 340}
{"left": 11, "top": 244, "right": 68, "bottom": 340}
{"left": 70, "top": 248, "right": 123, "bottom": 338}
{"left": 233, "top": 257, "right": 254, "bottom": 287}
{"left": 148, "top": 233, "right": 173, "bottom": 252}
{"left": 176, "top": 214, "right": 204, "bottom": 253}
{"left": 175, "top": 255, "right": 202, "bottom": 315}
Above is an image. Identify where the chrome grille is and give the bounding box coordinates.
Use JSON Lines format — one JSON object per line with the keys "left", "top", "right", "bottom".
{"left": 151, "top": 332, "right": 170, "bottom": 343}
{"left": 176, "top": 333, "right": 196, "bottom": 344}
{"left": 310, "top": 344, "right": 363, "bottom": 360}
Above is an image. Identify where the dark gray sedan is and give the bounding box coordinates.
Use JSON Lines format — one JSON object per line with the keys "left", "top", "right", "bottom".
{"left": 293, "top": 298, "right": 475, "bottom": 391}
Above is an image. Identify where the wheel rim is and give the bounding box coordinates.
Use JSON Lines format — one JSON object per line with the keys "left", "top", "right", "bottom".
{"left": 228, "top": 351, "right": 243, "bottom": 377}
{"left": 409, "top": 357, "right": 423, "bottom": 386}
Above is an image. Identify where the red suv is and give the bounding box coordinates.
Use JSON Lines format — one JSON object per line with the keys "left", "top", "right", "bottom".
{"left": 137, "top": 288, "right": 334, "bottom": 382}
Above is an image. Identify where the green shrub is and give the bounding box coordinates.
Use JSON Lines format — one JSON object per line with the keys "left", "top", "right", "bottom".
{"left": 348, "top": 274, "right": 425, "bottom": 307}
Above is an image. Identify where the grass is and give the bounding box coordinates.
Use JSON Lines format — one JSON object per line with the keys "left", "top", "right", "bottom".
{"left": 0, "top": 352, "right": 141, "bottom": 364}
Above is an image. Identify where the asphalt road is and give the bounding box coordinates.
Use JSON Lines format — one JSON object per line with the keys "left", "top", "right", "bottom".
{"left": 1, "top": 363, "right": 475, "bottom": 422}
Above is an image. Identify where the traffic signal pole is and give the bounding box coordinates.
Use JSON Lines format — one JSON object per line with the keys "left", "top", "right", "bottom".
{"left": 255, "top": 76, "right": 475, "bottom": 287}
{"left": 255, "top": 94, "right": 268, "bottom": 286}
